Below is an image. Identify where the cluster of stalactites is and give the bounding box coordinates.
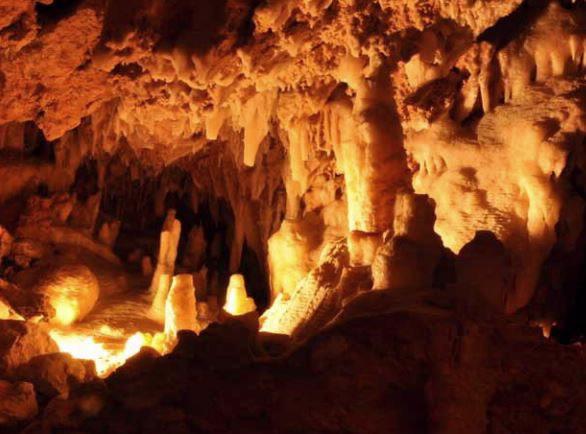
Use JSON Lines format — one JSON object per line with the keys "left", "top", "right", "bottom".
{"left": 262, "top": 2, "right": 586, "bottom": 334}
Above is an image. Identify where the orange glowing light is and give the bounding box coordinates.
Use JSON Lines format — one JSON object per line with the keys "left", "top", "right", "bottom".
{"left": 49, "top": 329, "right": 173, "bottom": 377}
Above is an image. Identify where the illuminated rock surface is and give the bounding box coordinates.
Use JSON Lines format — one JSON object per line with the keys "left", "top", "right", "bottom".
{"left": 17, "top": 264, "right": 100, "bottom": 326}
{"left": 150, "top": 210, "right": 182, "bottom": 324}
{"left": 164, "top": 274, "right": 198, "bottom": 337}
{"left": 223, "top": 274, "right": 257, "bottom": 316}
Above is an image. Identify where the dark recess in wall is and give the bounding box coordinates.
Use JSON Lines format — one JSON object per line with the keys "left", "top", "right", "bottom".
{"left": 35, "top": 0, "right": 85, "bottom": 27}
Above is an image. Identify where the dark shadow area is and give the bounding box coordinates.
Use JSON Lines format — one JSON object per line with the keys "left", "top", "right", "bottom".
{"left": 478, "top": 0, "right": 550, "bottom": 49}
{"left": 23, "top": 121, "right": 55, "bottom": 162}
{"left": 162, "top": 0, "right": 229, "bottom": 57}
{"left": 240, "top": 240, "right": 269, "bottom": 310}
{"left": 549, "top": 159, "right": 586, "bottom": 344}
{"left": 35, "top": 0, "right": 85, "bottom": 27}
{"left": 72, "top": 157, "right": 100, "bottom": 202}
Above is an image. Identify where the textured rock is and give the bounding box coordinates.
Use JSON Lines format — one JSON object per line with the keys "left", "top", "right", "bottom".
{"left": 0, "top": 225, "right": 12, "bottom": 261}
{"left": 29, "top": 298, "right": 585, "bottom": 434}
{"left": 0, "top": 0, "right": 110, "bottom": 138}
{"left": 0, "top": 1, "right": 585, "bottom": 430}
{"left": 372, "top": 192, "right": 443, "bottom": 290}
{"left": 0, "top": 320, "right": 58, "bottom": 375}
{"left": 15, "top": 352, "right": 96, "bottom": 398}
{"left": 261, "top": 240, "right": 349, "bottom": 339}
{"left": 0, "top": 0, "right": 582, "bottom": 312}
{"left": 0, "top": 380, "right": 37, "bottom": 426}
{"left": 267, "top": 218, "right": 322, "bottom": 301}
{"left": 0, "top": 279, "right": 34, "bottom": 318}
{"left": 0, "top": 293, "right": 22, "bottom": 321}
{"left": 13, "top": 264, "right": 100, "bottom": 326}
{"left": 10, "top": 239, "right": 48, "bottom": 269}
{"left": 24, "top": 381, "right": 107, "bottom": 433}
{"left": 405, "top": 78, "right": 585, "bottom": 313}
{"left": 454, "top": 231, "right": 514, "bottom": 313}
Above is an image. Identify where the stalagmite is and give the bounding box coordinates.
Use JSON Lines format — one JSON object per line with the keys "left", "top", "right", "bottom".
{"left": 98, "top": 220, "right": 121, "bottom": 248}
{"left": 164, "top": 274, "right": 198, "bottom": 338}
{"left": 223, "top": 274, "right": 256, "bottom": 316}
{"left": 150, "top": 210, "right": 182, "bottom": 324}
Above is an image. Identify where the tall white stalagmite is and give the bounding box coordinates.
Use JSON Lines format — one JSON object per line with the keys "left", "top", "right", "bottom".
{"left": 164, "top": 274, "right": 198, "bottom": 338}
{"left": 150, "top": 209, "right": 182, "bottom": 324}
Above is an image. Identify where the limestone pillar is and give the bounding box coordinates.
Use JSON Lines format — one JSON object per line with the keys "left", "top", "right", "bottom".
{"left": 164, "top": 274, "right": 198, "bottom": 338}
{"left": 150, "top": 209, "right": 181, "bottom": 323}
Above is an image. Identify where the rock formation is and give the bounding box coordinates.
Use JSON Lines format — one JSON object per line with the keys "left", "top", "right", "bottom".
{"left": 164, "top": 274, "right": 199, "bottom": 338}
{"left": 223, "top": 274, "right": 257, "bottom": 317}
{"left": 0, "top": 380, "right": 38, "bottom": 426}
{"left": 15, "top": 352, "right": 96, "bottom": 398}
{"left": 0, "top": 321, "right": 58, "bottom": 375}
{"left": 0, "top": 0, "right": 585, "bottom": 431}
{"left": 15, "top": 264, "right": 100, "bottom": 326}
{"left": 23, "top": 303, "right": 586, "bottom": 434}
{"left": 149, "top": 209, "right": 182, "bottom": 324}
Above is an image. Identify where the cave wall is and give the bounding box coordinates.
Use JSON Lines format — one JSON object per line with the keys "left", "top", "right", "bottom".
{"left": 0, "top": 0, "right": 585, "bottom": 335}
